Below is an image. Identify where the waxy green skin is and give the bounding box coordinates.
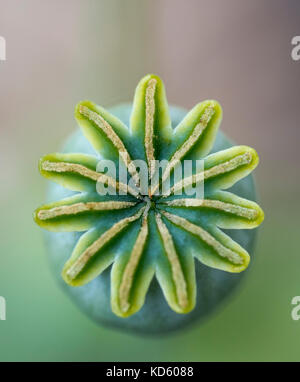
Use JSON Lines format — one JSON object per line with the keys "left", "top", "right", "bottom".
{"left": 35, "top": 75, "right": 263, "bottom": 334}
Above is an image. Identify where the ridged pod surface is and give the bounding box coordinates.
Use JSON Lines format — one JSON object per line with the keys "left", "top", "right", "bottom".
{"left": 34, "top": 75, "right": 264, "bottom": 334}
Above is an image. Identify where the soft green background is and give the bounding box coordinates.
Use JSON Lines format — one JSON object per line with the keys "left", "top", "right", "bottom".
{"left": 0, "top": 0, "right": 300, "bottom": 361}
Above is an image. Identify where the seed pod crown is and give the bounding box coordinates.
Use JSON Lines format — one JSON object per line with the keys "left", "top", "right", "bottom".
{"left": 34, "top": 74, "right": 264, "bottom": 318}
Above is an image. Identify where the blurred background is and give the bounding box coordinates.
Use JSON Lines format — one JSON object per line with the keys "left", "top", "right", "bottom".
{"left": 0, "top": 0, "right": 300, "bottom": 361}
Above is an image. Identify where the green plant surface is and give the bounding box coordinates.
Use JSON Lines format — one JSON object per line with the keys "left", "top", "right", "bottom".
{"left": 34, "top": 74, "right": 264, "bottom": 333}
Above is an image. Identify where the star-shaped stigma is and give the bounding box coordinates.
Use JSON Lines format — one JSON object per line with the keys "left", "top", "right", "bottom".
{"left": 34, "top": 74, "right": 264, "bottom": 317}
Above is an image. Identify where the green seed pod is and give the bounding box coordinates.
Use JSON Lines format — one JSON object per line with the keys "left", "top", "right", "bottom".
{"left": 34, "top": 74, "right": 264, "bottom": 334}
